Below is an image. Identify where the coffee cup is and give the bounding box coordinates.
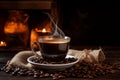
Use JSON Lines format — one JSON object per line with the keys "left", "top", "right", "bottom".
{"left": 31, "top": 36, "right": 70, "bottom": 61}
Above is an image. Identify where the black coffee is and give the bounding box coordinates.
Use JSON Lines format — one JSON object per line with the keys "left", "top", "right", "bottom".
{"left": 39, "top": 38, "right": 70, "bottom": 61}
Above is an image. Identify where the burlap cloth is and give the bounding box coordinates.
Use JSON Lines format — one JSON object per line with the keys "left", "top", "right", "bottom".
{"left": 7, "top": 49, "right": 105, "bottom": 69}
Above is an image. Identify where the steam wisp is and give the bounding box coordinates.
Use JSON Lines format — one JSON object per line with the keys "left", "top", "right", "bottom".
{"left": 45, "top": 13, "right": 65, "bottom": 38}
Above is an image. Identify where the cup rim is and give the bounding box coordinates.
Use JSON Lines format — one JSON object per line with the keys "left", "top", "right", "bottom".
{"left": 38, "top": 36, "right": 70, "bottom": 43}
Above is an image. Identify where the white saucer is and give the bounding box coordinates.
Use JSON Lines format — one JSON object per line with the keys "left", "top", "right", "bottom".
{"left": 27, "top": 54, "right": 79, "bottom": 71}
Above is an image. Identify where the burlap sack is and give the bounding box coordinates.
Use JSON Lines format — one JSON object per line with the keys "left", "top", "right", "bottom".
{"left": 7, "top": 49, "right": 105, "bottom": 69}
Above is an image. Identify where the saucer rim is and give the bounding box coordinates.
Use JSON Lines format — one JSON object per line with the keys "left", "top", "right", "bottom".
{"left": 27, "top": 54, "right": 79, "bottom": 67}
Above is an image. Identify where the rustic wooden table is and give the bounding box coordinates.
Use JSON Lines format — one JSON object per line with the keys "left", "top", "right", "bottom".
{"left": 0, "top": 46, "right": 120, "bottom": 80}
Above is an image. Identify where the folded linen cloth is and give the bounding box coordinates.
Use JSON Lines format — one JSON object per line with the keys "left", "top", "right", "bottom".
{"left": 7, "top": 49, "right": 105, "bottom": 69}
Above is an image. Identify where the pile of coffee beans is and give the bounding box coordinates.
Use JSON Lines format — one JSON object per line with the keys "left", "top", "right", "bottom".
{"left": 31, "top": 57, "right": 78, "bottom": 64}
{"left": 1, "top": 61, "right": 120, "bottom": 80}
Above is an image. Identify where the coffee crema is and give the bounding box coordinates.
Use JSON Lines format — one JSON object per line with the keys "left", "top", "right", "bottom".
{"left": 38, "top": 37, "right": 70, "bottom": 44}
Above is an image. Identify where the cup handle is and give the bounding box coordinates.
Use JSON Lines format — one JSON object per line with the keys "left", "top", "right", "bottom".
{"left": 31, "top": 42, "right": 42, "bottom": 56}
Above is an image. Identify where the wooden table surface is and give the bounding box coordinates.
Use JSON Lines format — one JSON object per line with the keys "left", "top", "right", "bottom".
{"left": 0, "top": 46, "right": 120, "bottom": 80}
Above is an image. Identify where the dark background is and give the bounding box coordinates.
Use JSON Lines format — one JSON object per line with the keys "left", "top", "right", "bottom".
{"left": 59, "top": 0, "right": 117, "bottom": 46}
{"left": 0, "top": 0, "right": 118, "bottom": 47}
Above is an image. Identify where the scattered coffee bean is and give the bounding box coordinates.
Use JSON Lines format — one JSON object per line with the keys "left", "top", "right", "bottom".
{"left": 27, "top": 70, "right": 34, "bottom": 76}
{"left": 44, "top": 73, "right": 49, "bottom": 77}
{"left": 1, "top": 60, "right": 120, "bottom": 80}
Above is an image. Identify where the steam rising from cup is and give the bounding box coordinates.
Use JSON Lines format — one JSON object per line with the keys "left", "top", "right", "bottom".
{"left": 45, "top": 13, "right": 65, "bottom": 38}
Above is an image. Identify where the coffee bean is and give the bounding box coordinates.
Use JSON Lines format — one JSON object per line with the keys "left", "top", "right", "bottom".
{"left": 11, "top": 71, "right": 17, "bottom": 75}
{"left": 5, "top": 69, "right": 10, "bottom": 73}
{"left": 18, "top": 71, "right": 24, "bottom": 76}
{"left": 34, "top": 74, "right": 39, "bottom": 78}
{"left": 27, "top": 70, "right": 33, "bottom": 76}
{"left": 53, "top": 74, "right": 59, "bottom": 80}
{"left": 40, "top": 71, "right": 44, "bottom": 75}
{"left": 1, "top": 60, "right": 120, "bottom": 79}
{"left": 28, "top": 72, "right": 34, "bottom": 76}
